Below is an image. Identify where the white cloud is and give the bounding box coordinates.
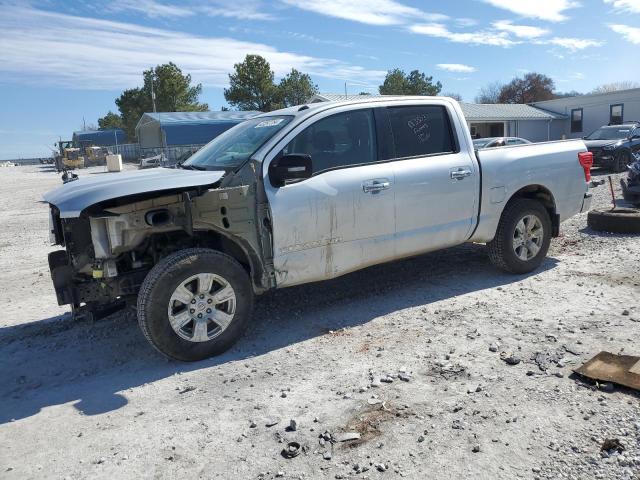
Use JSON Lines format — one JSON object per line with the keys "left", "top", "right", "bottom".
{"left": 604, "top": 0, "right": 640, "bottom": 13}
{"left": 609, "top": 23, "right": 640, "bottom": 43}
{"left": 0, "top": 6, "right": 385, "bottom": 90}
{"left": 545, "top": 37, "right": 603, "bottom": 50}
{"left": 410, "top": 23, "right": 517, "bottom": 47}
{"left": 281, "top": 0, "right": 448, "bottom": 26}
{"left": 107, "top": 0, "right": 275, "bottom": 20}
{"left": 492, "top": 20, "right": 550, "bottom": 38}
{"left": 199, "top": 0, "right": 275, "bottom": 20}
{"left": 436, "top": 63, "right": 477, "bottom": 73}
{"left": 107, "top": 0, "right": 194, "bottom": 18}
{"left": 482, "top": 0, "right": 580, "bottom": 22}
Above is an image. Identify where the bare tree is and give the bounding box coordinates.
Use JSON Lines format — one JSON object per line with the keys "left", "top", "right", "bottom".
{"left": 498, "top": 73, "right": 555, "bottom": 104}
{"left": 474, "top": 82, "right": 503, "bottom": 104}
{"left": 591, "top": 81, "right": 640, "bottom": 94}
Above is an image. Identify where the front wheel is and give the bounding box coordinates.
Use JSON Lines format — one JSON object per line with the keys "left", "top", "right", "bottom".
{"left": 137, "top": 248, "right": 254, "bottom": 361}
{"left": 487, "top": 199, "right": 552, "bottom": 274}
{"left": 612, "top": 151, "right": 630, "bottom": 173}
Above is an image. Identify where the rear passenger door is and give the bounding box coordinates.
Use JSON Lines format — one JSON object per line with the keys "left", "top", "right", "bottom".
{"left": 383, "top": 104, "right": 479, "bottom": 257}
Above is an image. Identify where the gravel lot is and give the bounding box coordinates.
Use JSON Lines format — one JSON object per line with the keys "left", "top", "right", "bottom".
{"left": 1, "top": 165, "right": 639, "bottom": 480}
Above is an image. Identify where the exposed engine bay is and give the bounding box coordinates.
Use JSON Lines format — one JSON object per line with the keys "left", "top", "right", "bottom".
{"left": 45, "top": 162, "right": 274, "bottom": 318}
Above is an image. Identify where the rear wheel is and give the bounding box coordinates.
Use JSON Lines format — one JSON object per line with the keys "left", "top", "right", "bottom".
{"left": 488, "top": 199, "right": 552, "bottom": 274}
{"left": 137, "top": 248, "right": 253, "bottom": 361}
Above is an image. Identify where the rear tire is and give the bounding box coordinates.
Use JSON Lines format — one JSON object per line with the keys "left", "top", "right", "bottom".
{"left": 488, "top": 199, "right": 552, "bottom": 274}
{"left": 137, "top": 248, "right": 253, "bottom": 361}
{"left": 587, "top": 208, "right": 640, "bottom": 234}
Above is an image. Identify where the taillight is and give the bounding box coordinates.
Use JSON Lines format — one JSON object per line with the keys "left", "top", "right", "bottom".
{"left": 578, "top": 151, "right": 593, "bottom": 182}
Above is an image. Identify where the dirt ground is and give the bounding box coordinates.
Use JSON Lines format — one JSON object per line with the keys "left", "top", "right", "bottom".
{"left": 1, "top": 164, "right": 639, "bottom": 480}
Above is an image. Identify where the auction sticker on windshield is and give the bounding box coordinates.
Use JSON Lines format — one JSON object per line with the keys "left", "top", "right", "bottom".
{"left": 255, "top": 119, "right": 285, "bottom": 128}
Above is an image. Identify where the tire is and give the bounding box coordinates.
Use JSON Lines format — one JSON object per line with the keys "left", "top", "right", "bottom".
{"left": 587, "top": 208, "right": 640, "bottom": 234}
{"left": 612, "top": 151, "right": 630, "bottom": 173}
{"left": 487, "top": 199, "right": 552, "bottom": 274}
{"left": 137, "top": 248, "right": 254, "bottom": 361}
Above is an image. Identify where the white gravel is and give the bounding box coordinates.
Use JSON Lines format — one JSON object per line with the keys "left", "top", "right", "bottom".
{"left": 0, "top": 165, "right": 639, "bottom": 480}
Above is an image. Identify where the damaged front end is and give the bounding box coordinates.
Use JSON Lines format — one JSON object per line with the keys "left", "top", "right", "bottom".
{"left": 45, "top": 164, "right": 274, "bottom": 319}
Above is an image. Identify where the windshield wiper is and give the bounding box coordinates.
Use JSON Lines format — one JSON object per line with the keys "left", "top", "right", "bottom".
{"left": 177, "top": 162, "right": 206, "bottom": 171}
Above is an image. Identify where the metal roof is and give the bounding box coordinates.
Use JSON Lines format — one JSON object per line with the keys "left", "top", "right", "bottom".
{"left": 460, "top": 103, "right": 566, "bottom": 121}
{"left": 309, "top": 94, "right": 566, "bottom": 121}
{"left": 309, "top": 93, "right": 377, "bottom": 103}
{"left": 72, "top": 129, "right": 126, "bottom": 146}
{"left": 138, "top": 111, "right": 261, "bottom": 127}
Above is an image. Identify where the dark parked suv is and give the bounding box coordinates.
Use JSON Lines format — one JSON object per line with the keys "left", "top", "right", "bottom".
{"left": 583, "top": 121, "right": 640, "bottom": 172}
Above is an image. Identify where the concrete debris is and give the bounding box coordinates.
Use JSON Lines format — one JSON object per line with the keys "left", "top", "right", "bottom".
{"left": 332, "top": 432, "right": 360, "bottom": 442}
{"left": 501, "top": 353, "right": 521, "bottom": 365}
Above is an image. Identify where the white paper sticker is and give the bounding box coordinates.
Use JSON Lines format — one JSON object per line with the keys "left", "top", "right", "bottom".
{"left": 255, "top": 119, "right": 284, "bottom": 128}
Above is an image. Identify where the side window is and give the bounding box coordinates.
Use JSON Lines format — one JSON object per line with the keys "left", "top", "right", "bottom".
{"left": 282, "top": 109, "right": 376, "bottom": 174}
{"left": 571, "top": 108, "right": 583, "bottom": 133}
{"left": 506, "top": 138, "right": 524, "bottom": 145}
{"left": 386, "top": 105, "right": 455, "bottom": 158}
{"left": 610, "top": 104, "right": 623, "bottom": 125}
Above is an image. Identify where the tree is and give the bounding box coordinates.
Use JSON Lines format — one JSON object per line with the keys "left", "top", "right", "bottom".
{"left": 224, "top": 55, "right": 281, "bottom": 111}
{"left": 100, "top": 63, "right": 208, "bottom": 140}
{"left": 378, "top": 68, "right": 442, "bottom": 96}
{"left": 98, "top": 111, "right": 124, "bottom": 130}
{"left": 443, "top": 92, "right": 463, "bottom": 101}
{"left": 474, "top": 82, "right": 503, "bottom": 103}
{"left": 278, "top": 68, "right": 319, "bottom": 107}
{"left": 591, "top": 81, "right": 640, "bottom": 94}
{"left": 498, "top": 73, "right": 555, "bottom": 104}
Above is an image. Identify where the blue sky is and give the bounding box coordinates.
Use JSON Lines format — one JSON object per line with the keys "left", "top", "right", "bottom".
{"left": 1, "top": 0, "right": 639, "bottom": 159}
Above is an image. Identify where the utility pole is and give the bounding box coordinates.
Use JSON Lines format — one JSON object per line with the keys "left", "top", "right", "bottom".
{"left": 150, "top": 70, "right": 157, "bottom": 113}
{"left": 344, "top": 82, "right": 348, "bottom": 99}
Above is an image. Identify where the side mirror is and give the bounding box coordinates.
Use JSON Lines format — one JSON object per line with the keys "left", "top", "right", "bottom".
{"left": 269, "top": 154, "right": 312, "bottom": 187}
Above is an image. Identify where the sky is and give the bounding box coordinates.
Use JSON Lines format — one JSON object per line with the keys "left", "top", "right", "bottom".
{"left": 1, "top": 0, "right": 639, "bottom": 159}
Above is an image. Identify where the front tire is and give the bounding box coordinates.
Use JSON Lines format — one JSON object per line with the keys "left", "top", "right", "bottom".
{"left": 137, "top": 248, "right": 253, "bottom": 361}
{"left": 487, "top": 199, "right": 552, "bottom": 274}
{"left": 612, "top": 151, "right": 630, "bottom": 173}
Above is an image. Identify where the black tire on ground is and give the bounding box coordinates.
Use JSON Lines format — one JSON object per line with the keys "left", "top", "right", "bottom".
{"left": 587, "top": 208, "right": 640, "bottom": 234}
{"left": 137, "top": 248, "right": 254, "bottom": 361}
{"left": 487, "top": 199, "right": 552, "bottom": 274}
{"left": 613, "top": 151, "right": 630, "bottom": 173}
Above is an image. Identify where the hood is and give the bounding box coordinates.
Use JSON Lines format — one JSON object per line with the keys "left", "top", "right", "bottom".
{"left": 583, "top": 139, "right": 622, "bottom": 149}
{"left": 43, "top": 167, "right": 226, "bottom": 218}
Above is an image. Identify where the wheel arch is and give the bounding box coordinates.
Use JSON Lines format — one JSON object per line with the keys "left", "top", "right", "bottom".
{"left": 146, "top": 228, "right": 269, "bottom": 294}
{"left": 504, "top": 184, "right": 559, "bottom": 237}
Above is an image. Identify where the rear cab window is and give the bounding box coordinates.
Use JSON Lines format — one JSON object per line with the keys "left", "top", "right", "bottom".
{"left": 385, "top": 105, "right": 457, "bottom": 159}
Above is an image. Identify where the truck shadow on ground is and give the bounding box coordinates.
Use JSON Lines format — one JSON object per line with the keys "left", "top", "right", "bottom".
{"left": 0, "top": 243, "right": 558, "bottom": 424}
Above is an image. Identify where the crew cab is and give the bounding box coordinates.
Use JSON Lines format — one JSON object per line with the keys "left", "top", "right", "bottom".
{"left": 583, "top": 121, "right": 640, "bottom": 172}
{"left": 44, "top": 97, "right": 593, "bottom": 361}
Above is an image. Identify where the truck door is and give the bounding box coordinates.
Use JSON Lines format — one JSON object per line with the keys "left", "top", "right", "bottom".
{"left": 264, "top": 108, "right": 396, "bottom": 287}
{"left": 384, "top": 104, "right": 479, "bottom": 257}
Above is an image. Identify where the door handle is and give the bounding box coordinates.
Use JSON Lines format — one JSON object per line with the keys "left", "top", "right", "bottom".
{"left": 362, "top": 179, "right": 391, "bottom": 194}
{"left": 450, "top": 168, "right": 472, "bottom": 180}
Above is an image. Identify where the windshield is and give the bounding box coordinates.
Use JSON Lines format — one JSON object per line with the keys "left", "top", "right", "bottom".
{"left": 473, "top": 138, "right": 492, "bottom": 148}
{"left": 585, "top": 127, "right": 631, "bottom": 141}
{"left": 184, "top": 116, "right": 293, "bottom": 170}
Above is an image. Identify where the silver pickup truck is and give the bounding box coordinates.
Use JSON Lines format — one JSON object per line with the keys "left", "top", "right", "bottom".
{"left": 44, "top": 97, "right": 594, "bottom": 361}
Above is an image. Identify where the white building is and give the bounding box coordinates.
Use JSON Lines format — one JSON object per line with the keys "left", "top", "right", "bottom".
{"left": 532, "top": 88, "right": 640, "bottom": 138}
{"left": 309, "top": 89, "right": 640, "bottom": 142}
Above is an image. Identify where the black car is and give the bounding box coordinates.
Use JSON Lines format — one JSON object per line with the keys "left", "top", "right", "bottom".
{"left": 583, "top": 121, "right": 640, "bottom": 172}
